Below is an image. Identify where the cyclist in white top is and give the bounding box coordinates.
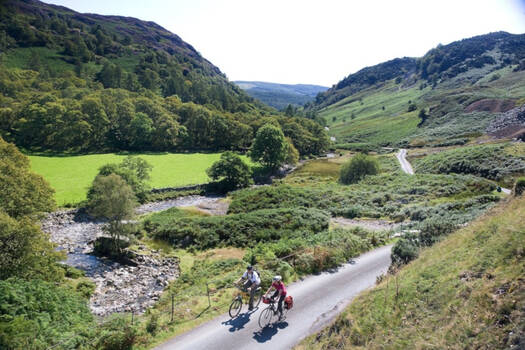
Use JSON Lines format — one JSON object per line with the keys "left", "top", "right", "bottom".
{"left": 236, "top": 265, "right": 261, "bottom": 310}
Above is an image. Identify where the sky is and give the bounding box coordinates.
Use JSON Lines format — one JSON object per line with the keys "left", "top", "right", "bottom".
{"left": 43, "top": 0, "right": 525, "bottom": 86}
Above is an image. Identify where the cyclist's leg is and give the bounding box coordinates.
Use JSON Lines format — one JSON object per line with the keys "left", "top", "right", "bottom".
{"left": 271, "top": 290, "right": 279, "bottom": 314}
{"left": 248, "top": 283, "right": 258, "bottom": 309}
{"left": 242, "top": 279, "right": 250, "bottom": 292}
{"left": 277, "top": 294, "right": 285, "bottom": 317}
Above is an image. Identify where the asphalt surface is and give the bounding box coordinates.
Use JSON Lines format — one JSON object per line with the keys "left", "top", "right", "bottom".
{"left": 395, "top": 148, "right": 512, "bottom": 194}
{"left": 396, "top": 148, "right": 414, "bottom": 175}
{"left": 154, "top": 244, "right": 392, "bottom": 350}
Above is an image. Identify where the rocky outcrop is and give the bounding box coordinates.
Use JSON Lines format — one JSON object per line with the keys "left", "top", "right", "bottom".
{"left": 487, "top": 104, "right": 525, "bottom": 138}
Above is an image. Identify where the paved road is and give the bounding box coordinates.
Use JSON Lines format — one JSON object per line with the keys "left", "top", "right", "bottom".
{"left": 154, "top": 245, "right": 392, "bottom": 350}
{"left": 397, "top": 148, "right": 414, "bottom": 175}
{"left": 395, "top": 148, "right": 512, "bottom": 194}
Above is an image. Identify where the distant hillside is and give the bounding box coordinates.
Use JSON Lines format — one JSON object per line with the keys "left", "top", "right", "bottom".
{"left": 0, "top": 0, "right": 328, "bottom": 155}
{"left": 235, "top": 81, "right": 328, "bottom": 110}
{"left": 307, "top": 32, "right": 525, "bottom": 149}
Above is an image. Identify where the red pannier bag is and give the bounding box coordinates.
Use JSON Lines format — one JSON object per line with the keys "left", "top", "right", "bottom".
{"left": 284, "top": 295, "right": 293, "bottom": 309}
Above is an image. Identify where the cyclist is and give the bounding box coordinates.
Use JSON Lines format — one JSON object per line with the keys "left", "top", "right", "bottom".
{"left": 236, "top": 265, "right": 261, "bottom": 310}
{"left": 265, "top": 275, "right": 287, "bottom": 320}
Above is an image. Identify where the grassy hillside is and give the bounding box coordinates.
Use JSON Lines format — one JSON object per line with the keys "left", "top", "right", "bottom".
{"left": 298, "top": 194, "right": 525, "bottom": 349}
{"left": 310, "top": 32, "right": 525, "bottom": 149}
{"left": 235, "top": 81, "right": 328, "bottom": 110}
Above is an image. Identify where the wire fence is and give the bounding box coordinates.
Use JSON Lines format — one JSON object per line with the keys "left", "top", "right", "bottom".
{"left": 45, "top": 226, "right": 408, "bottom": 349}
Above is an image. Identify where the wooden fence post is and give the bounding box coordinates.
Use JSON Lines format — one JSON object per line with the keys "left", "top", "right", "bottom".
{"left": 171, "top": 294, "right": 174, "bottom": 323}
{"left": 206, "top": 283, "right": 211, "bottom": 307}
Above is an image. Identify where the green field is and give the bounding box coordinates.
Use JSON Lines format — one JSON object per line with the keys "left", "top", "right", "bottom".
{"left": 29, "top": 153, "right": 248, "bottom": 205}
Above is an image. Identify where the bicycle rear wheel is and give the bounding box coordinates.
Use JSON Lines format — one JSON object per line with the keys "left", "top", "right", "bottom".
{"left": 258, "top": 307, "right": 274, "bottom": 328}
{"left": 229, "top": 298, "right": 242, "bottom": 318}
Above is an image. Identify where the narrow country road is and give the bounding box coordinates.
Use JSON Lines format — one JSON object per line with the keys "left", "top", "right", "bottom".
{"left": 397, "top": 148, "right": 414, "bottom": 175}
{"left": 154, "top": 245, "right": 392, "bottom": 350}
{"left": 395, "top": 148, "right": 512, "bottom": 193}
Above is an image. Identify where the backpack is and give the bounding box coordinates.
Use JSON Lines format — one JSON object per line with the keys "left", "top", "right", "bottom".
{"left": 284, "top": 295, "right": 293, "bottom": 309}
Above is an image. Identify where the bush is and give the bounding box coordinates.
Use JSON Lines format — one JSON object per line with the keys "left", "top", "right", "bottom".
{"left": 0, "top": 278, "right": 95, "bottom": 349}
{"left": 146, "top": 313, "right": 159, "bottom": 335}
{"left": 150, "top": 207, "right": 330, "bottom": 250}
{"left": 76, "top": 280, "right": 96, "bottom": 298}
{"left": 514, "top": 177, "right": 525, "bottom": 196}
{"left": 96, "top": 314, "right": 136, "bottom": 350}
{"left": 418, "top": 219, "right": 457, "bottom": 246}
{"left": 391, "top": 235, "right": 419, "bottom": 265}
{"left": 339, "top": 153, "right": 379, "bottom": 184}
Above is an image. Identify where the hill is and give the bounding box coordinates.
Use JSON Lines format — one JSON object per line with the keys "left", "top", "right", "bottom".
{"left": 234, "top": 81, "right": 328, "bottom": 110}
{"left": 298, "top": 193, "right": 525, "bottom": 349}
{"left": 307, "top": 32, "right": 525, "bottom": 149}
{"left": 0, "top": 0, "right": 328, "bottom": 155}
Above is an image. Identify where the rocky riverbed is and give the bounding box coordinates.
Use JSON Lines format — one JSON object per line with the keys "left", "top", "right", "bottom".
{"left": 42, "top": 195, "right": 225, "bottom": 316}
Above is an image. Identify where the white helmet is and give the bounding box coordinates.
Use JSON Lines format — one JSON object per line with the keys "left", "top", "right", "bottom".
{"left": 273, "top": 275, "right": 282, "bottom": 282}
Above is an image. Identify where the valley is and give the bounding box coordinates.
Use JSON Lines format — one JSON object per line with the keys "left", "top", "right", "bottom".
{"left": 0, "top": 1, "right": 524, "bottom": 350}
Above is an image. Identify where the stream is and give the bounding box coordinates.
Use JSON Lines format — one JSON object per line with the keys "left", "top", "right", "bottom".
{"left": 42, "top": 195, "right": 226, "bottom": 316}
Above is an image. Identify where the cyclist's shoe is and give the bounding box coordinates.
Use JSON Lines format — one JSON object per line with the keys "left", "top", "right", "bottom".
{"left": 248, "top": 305, "right": 254, "bottom": 311}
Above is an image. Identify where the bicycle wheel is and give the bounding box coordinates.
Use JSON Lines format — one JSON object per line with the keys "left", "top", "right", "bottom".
{"left": 229, "top": 297, "right": 242, "bottom": 318}
{"left": 258, "top": 307, "right": 274, "bottom": 328}
{"left": 254, "top": 289, "right": 263, "bottom": 307}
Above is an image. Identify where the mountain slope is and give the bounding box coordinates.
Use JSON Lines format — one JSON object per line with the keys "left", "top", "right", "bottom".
{"left": 308, "top": 32, "right": 525, "bottom": 148}
{"left": 235, "top": 81, "right": 328, "bottom": 110}
{"left": 298, "top": 194, "right": 525, "bottom": 349}
{"left": 0, "top": 0, "right": 329, "bottom": 154}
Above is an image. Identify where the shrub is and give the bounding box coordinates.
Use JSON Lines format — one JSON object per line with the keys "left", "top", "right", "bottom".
{"left": 0, "top": 278, "right": 95, "bottom": 349}
{"left": 150, "top": 207, "right": 330, "bottom": 250}
{"left": 391, "top": 234, "right": 419, "bottom": 265}
{"left": 514, "top": 177, "right": 525, "bottom": 196}
{"left": 418, "top": 218, "right": 457, "bottom": 246}
{"left": 146, "top": 313, "right": 159, "bottom": 335}
{"left": 96, "top": 314, "right": 136, "bottom": 350}
{"left": 76, "top": 280, "right": 96, "bottom": 298}
{"left": 339, "top": 153, "right": 379, "bottom": 184}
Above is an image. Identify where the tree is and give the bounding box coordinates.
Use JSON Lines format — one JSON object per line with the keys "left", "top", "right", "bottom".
{"left": 0, "top": 137, "right": 62, "bottom": 281}
{"left": 206, "top": 151, "right": 252, "bottom": 192}
{"left": 87, "top": 174, "right": 137, "bottom": 255}
{"left": 339, "top": 153, "right": 379, "bottom": 184}
{"left": 285, "top": 137, "right": 299, "bottom": 165}
{"left": 97, "top": 156, "right": 152, "bottom": 202}
{"left": 250, "top": 124, "right": 288, "bottom": 170}
{"left": 0, "top": 137, "right": 55, "bottom": 218}
{"left": 417, "top": 108, "right": 428, "bottom": 127}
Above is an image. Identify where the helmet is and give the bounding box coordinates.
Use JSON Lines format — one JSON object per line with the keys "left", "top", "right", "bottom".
{"left": 273, "top": 275, "right": 282, "bottom": 282}
{"left": 246, "top": 265, "right": 253, "bottom": 271}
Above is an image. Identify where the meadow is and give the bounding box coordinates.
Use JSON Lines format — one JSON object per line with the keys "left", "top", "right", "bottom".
{"left": 29, "top": 152, "right": 249, "bottom": 205}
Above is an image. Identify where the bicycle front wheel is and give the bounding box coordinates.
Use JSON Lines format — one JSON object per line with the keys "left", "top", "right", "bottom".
{"left": 229, "top": 298, "right": 242, "bottom": 318}
{"left": 258, "top": 307, "right": 274, "bottom": 328}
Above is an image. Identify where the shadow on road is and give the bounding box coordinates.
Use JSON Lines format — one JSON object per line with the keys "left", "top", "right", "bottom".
{"left": 221, "top": 309, "right": 257, "bottom": 332}
{"left": 252, "top": 321, "right": 289, "bottom": 343}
